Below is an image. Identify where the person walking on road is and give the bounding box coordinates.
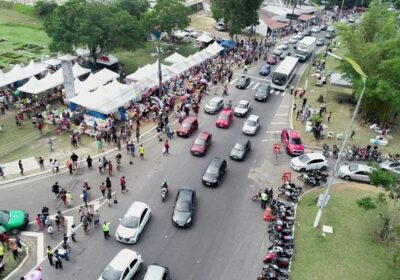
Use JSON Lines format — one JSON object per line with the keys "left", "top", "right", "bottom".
{"left": 163, "top": 140, "right": 170, "bottom": 155}
{"left": 70, "top": 224, "right": 77, "bottom": 242}
{"left": 47, "top": 246, "right": 54, "bottom": 266}
{"left": 18, "top": 160, "right": 23, "bottom": 175}
{"left": 94, "top": 210, "right": 100, "bottom": 227}
{"left": 139, "top": 144, "right": 144, "bottom": 159}
{"left": 66, "top": 191, "right": 72, "bottom": 207}
{"left": 260, "top": 192, "right": 268, "bottom": 209}
{"left": 120, "top": 176, "right": 127, "bottom": 193}
{"left": 99, "top": 182, "right": 106, "bottom": 197}
{"left": 39, "top": 157, "right": 45, "bottom": 171}
{"left": 98, "top": 158, "right": 103, "bottom": 173}
{"left": 54, "top": 249, "right": 62, "bottom": 269}
{"left": 107, "top": 161, "right": 113, "bottom": 176}
{"left": 52, "top": 182, "right": 60, "bottom": 198}
{"left": 102, "top": 221, "right": 111, "bottom": 240}
{"left": 86, "top": 155, "right": 93, "bottom": 169}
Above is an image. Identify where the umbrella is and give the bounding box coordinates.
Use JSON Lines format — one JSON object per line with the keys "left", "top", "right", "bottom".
{"left": 179, "top": 96, "right": 187, "bottom": 101}
{"left": 24, "top": 268, "right": 42, "bottom": 280}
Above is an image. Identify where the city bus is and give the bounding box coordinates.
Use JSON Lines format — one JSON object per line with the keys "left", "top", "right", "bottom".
{"left": 271, "top": 56, "right": 299, "bottom": 91}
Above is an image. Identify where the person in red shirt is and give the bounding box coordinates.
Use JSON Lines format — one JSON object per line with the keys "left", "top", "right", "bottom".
{"left": 120, "top": 176, "right": 127, "bottom": 193}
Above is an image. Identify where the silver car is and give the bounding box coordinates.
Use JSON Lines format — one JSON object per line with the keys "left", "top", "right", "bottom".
{"left": 380, "top": 161, "right": 400, "bottom": 175}
{"left": 242, "top": 114, "right": 260, "bottom": 136}
{"left": 339, "top": 163, "right": 372, "bottom": 183}
{"left": 204, "top": 97, "right": 224, "bottom": 114}
{"left": 233, "top": 100, "right": 251, "bottom": 117}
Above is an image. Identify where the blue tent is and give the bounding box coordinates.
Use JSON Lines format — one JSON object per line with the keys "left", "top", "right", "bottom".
{"left": 219, "top": 40, "right": 236, "bottom": 49}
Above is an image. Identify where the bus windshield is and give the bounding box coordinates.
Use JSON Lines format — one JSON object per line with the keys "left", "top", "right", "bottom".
{"left": 272, "top": 73, "right": 287, "bottom": 86}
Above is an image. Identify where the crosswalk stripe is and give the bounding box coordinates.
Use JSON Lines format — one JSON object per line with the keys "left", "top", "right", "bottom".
{"left": 275, "top": 91, "right": 279, "bottom": 95}
{"left": 252, "top": 82, "right": 260, "bottom": 90}
{"left": 249, "top": 81, "right": 254, "bottom": 88}
{"left": 229, "top": 78, "right": 238, "bottom": 85}
{"left": 281, "top": 92, "right": 285, "bottom": 96}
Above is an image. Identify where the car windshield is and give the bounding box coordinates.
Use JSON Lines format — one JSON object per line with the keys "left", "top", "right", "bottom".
{"left": 176, "top": 200, "right": 191, "bottom": 212}
{"left": 239, "top": 78, "right": 247, "bottom": 84}
{"left": 234, "top": 143, "right": 245, "bottom": 151}
{"left": 298, "top": 154, "right": 310, "bottom": 163}
{"left": 348, "top": 164, "right": 359, "bottom": 172}
{"left": 101, "top": 265, "right": 123, "bottom": 280}
{"left": 182, "top": 122, "right": 191, "bottom": 129}
{"left": 290, "top": 137, "right": 302, "bottom": 145}
{"left": 194, "top": 138, "right": 205, "bottom": 146}
{"left": 219, "top": 114, "right": 229, "bottom": 120}
{"left": 246, "top": 120, "right": 257, "bottom": 127}
{"left": 0, "top": 211, "right": 10, "bottom": 225}
{"left": 208, "top": 100, "right": 218, "bottom": 107}
{"left": 121, "top": 215, "right": 139, "bottom": 228}
{"left": 206, "top": 165, "right": 219, "bottom": 175}
{"left": 237, "top": 103, "right": 247, "bottom": 109}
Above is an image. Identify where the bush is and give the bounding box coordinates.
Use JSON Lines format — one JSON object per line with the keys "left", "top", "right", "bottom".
{"left": 34, "top": 0, "right": 57, "bottom": 18}
{"left": 357, "top": 197, "right": 377, "bottom": 210}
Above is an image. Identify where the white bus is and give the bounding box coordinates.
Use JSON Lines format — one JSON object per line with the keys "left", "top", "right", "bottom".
{"left": 271, "top": 56, "right": 299, "bottom": 91}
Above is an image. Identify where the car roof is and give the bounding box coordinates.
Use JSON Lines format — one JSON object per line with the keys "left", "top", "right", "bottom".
{"left": 262, "top": 64, "right": 270, "bottom": 68}
{"left": 210, "top": 157, "right": 225, "bottom": 166}
{"left": 247, "top": 114, "right": 259, "bottom": 121}
{"left": 144, "top": 264, "right": 166, "bottom": 278}
{"left": 304, "top": 153, "right": 325, "bottom": 160}
{"left": 108, "top": 249, "right": 140, "bottom": 271}
{"left": 127, "top": 201, "right": 148, "bottom": 217}
{"left": 349, "top": 163, "right": 372, "bottom": 172}
{"left": 238, "top": 100, "right": 249, "bottom": 105}
{"left": 184, "top": 116, "right": 197, "bottom": 123}
{"left": 236, "top": 138, "right": 249, "bottom": 145}
{"left": 210, "top": 96, "right": 223, "bottom": 103}
{"left": 197, "top": 131, "right": 211, "bottom": 139}
{"left": 221, "top": 108, "right": 232, "bottom": 114}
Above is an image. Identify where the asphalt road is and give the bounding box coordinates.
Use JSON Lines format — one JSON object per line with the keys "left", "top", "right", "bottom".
{"left": 0, "top": 33, "right": 330, "bottom": 280}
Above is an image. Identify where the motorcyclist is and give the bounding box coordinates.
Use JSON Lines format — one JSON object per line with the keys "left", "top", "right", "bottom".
{"left": 260, "top": 192, "right": 268, "bottom": 209}
{"left": 161, "top": 179, "right": 168, "bottom": 192}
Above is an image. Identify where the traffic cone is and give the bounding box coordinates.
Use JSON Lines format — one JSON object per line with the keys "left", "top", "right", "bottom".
{"left": 113, "top": 194, "right": 118, "bottom": 204}
{"left": 263, "top": 207, "right": 272, "bottom": 222}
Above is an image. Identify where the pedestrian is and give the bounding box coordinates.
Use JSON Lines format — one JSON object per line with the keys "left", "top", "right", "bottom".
{"left": 15, "top": 236, "right": 22, "bottom": 250}
{"left": 99, "top": 182, "right": 106, "bottom": 197}
{"left": 54, "top": 159, "right": 59, "bottom": 173}
{"left": 102, "top": 221, "right": 110, "bottom": 239}
{"left": 290, "top": 86, "right": 294, "bottom": 95}
{"left": 59, "top": 189, "right": 67, "bottom": 207}
{"left": 106, "top": 177, "right": 112, "bottom": 189}
{"left": 82, "top": 215, "right": 89, "bottom": 232}
{"left": 327, "top": 111, "right": 332, "bottom": 123}
{"left": 55, "top": 214, "right": 61, "bottom": 232}
{"left": 0, "top": 165, "right": 4, "bottom": 179}
{"left": 86, "top": 155, "right": 93, "bottom": 169}
{"left": 54, "top": 249, "right": 62, "bottom": 269}
{"left": 136, "top": 129, "right": 140, "bottom": 143}
{"left": 98, "top": 158, "right": 103, "bottom": 173}
{"left": 10, "top": 241, "right": 18, "bottom": 261}
{"left": 107, "top": 160, "right": 113, "bottom": 176}
{"left": 70, "top": 224, "right": 76, "bottom": 242}
{"left": 47, "top": 246, "right": 54, "bottom": 266}
{"left": 39, "top": 157, "right": 45, "bottom": 171}
{"left": 57, "top": 210, "right": 65, "bottom": 228}
{"left": 94, "top": 210, "right": 100, "bottom": 227}
{"left": 47, "top": 138, "right": 54, "bottom": 152}
{"left": 52, "top": 182, "right": 60, "bottom": 198}
{"left": 96, "top": 139, "right": 104, "bottom": 153}
{"left": 36, "top": 214, "right": 44, "bottom": 231}
{"left": 350, "top": 129, "right": 355, "bottom": 139}
{"left": 107, "top": 189, "right": 112, "bottom": 207}
{"left": 130, "top": 142, "right": 136, "bottom": 157}
{"left": 139, "top": 144, "right": 144, "bottom": 159}
{"left": 163, "top": 140, "right": 170, "bottom": 155}
{"left": 260, "top": 192, "right": 268, "bottom": 209}
{"left": 120, "top": 176, "right": 127, "bottom": 193}
{"left": 18, "top": 160, "right": 23, "bottom": 175}
{"left": 293, "top": 103, "right": 297, "bottom": 112}
{"left": 302, "top": 97, "right": 308, "bottom": 108}
{"left": 67, "top": 160, "right": 73, "bottom": 175}
{"left": 81, "top": 190, "right": 89, "bottom": 207}
{"left": 66, "top": 191, "right": 72, "bottom": 207}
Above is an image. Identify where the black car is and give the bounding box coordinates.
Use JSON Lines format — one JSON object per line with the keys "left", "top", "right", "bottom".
{"left": 172, "top": 188, "right": 196, "bottom": 228}
{"left": 202, "top": 157, "right": 227, "bottom": 187}
{"left": 254, "top": 83, "right": 271, "bottom": 102}
{"left": 236, "top": 76, "right": 251, "bottom": 89}
{"left": 230, "top": 138, "right": 251, "bottom": 161}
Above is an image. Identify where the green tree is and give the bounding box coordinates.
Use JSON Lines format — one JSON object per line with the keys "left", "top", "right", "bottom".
{"left": 211, "top": 0, "right": 263, "bottom": 38}
{"left": 113, "top": 0, "right": 149, "bottom": 19}
{"left": 338, "top": 1, "right": 400, "bottom": 126}
{"left": 34, "top": 0, "right": 58, "bottom": 18}
{"left": 142, "top": 0, "right": 189, "bottom": 42}
{"left": 44, "top": 0, "right": 144, "bottom": 61}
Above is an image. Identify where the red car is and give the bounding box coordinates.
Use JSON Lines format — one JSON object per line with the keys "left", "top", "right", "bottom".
{"left": 267, "top": 55, "right": 278, "bottom": 65}
{"left": 216, "top": 108, "right": 233, "bottom": 128}
{"left": 190, "top": 131, "right": 212, "bottom": 156}
{"left": 281, "top": 129, "right": 304, "bottom": 156}
{"left": 176, "top": 117, "right": 198, "bottom": 137}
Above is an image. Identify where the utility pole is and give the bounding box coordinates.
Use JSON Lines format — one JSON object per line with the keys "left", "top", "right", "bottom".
{"left": 289, "top": 1, "right": 297, "bottom": 27}
{"left": 156, "top": 42, "right": 163, "bottom": 95}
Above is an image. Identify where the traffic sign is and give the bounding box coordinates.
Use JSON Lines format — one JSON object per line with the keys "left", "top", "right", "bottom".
{"left": 286, "top": 13, "right": 299, "bottom": 20}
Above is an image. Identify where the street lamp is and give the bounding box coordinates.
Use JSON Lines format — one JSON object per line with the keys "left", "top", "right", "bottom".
{"left": 313, "top": 55, "right": 367, "bottom": 228}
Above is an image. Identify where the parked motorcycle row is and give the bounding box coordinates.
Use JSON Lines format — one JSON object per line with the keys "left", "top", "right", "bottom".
{"left": 345, "top": 144, "right": 383, "bottom": 162}
{"left": 297, "top": 170, "right": 329, "bottom": 187}
{"left": 322, "top": 143, "right": 339, "bottom": 158}
{"left": 277, "top": 182, "right": 302, "bottom": 202}
{"left": 258, "top": 199, "right": 296, "bottom": 280}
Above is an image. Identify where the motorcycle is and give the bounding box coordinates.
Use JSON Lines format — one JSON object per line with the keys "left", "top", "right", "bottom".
{"left": 161, "top": 187, "right": 168, "bottom": 202}
{"left": 332, "top": 144, "right": 339, "bottom": 159}
{"left": 277, "top": 189, "right": 300, "bottom": 202}
{"left": 322, "top": 143, "right": 329, "bottom": 157}
{"left": 269, "top": 232, "right": 294, "bottom": 243}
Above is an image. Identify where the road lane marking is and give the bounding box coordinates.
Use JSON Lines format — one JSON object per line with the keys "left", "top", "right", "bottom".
{"left": 232, "top": 73, "right": 268, "bottom": 81}
{"left": 275, "top": 91, "right": 280, "bottom": 95}
{"left": 281, "top": 92, "right": 286, "bottom": 96}
{"left": 229, "top": 78, "right": 238, "bottom": 85}
{"left": 280, "top": 105, "right": 290, "bottom": 108}
{"left": 249, "top": 81, "right": 254, "bottom": 88}
{"left": 271, "top": 122, "right": 287, "bottom": 125}
{"left": 266, "top": 130, "right": 282, "bottom": 134}
{"left": 252, "top": 82, "right": 259, "bottom": 90}
{"left": 275, "top": 114, "right": 289, "bottom": 116}
{"left": 20, "top": 231, "right": 44, "bottom": 266}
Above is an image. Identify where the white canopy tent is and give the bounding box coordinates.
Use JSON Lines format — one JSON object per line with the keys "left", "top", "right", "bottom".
{"left": 17, "top": 76, "right": 44, "bottom": 95}
{"left": 58, "top": 54, "right": 77, "bottom": 61}
{"left": 0, "top": 62, "right": 48, "bottom": 88}
{"left": 72, "top": 63, "right": 91, "bottom": 78}
{"left": 43, "top": 58, "right": 61, "bottom": 67}
{"left": 91, "top": 68, "right": 119, "bottom": 84}
{"left": 164, "top": 53, "right": 186, "bottom": 64}
{"left": 330, "top": 73, "right": 352, "bottom": 88}
{"left": 196, "top": 33, "right": 214, "bottom": 43}
{"left": 126, "top": 61, "right": 171, "bottom": 83}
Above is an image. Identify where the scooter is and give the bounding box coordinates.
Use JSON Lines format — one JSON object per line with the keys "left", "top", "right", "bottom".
{"left": 322, "top": 143, "right": 329, "bottom": 157}
{"left": 161, "top": 187, "right": 168, "bottom": 202}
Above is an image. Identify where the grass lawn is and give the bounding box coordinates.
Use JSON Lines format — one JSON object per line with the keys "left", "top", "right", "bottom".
{"left": 290, "top": 184, "right": 398, "bottom": 280}
{"left": 2, "top": 246, "right": 27, "bottom": 278}
{"left": 293, "top": 41, "right": 400, "bottom": 154}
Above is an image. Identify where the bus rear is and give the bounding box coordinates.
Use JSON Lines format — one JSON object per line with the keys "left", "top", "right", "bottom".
{"left": 271, "top": 56, "right": 299, "bottom": 91}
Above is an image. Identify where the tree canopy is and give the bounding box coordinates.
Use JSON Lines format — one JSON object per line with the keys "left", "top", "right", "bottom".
{"left": 44, "top": 0, "right": 144, "bottom": 61}
{"left": 113, "top": 0, "right": 149, "bottom": 19}
{"left": 338, "top": 1, "right": 400, "bottom": 126}
{"left": 34, "top": 0, "right": 58, "bottom": 18}
{"left": 142, "top": 0, "right": 189, "bottom": 40}
{"left": 211, "top": 0, "right": 263, "bottom": 37}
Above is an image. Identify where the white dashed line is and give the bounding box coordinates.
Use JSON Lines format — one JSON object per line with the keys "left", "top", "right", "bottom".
{"left": 249, "top": 81, "right": 254, "bottom": 88}
{"left": 252, "top": 82, "right": 260, "bottom": 90}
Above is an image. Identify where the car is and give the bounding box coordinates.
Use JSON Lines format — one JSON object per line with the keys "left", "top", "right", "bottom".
{"left": 316, "top": 38, "right": 325, "bottom": 46}
{"left": 327, "top": 26, "right": 336, "bottom": 33}
{"left": 290, "top": 153, "right": 328, "bottom": 172}
{"left": 0, "top": 209, "right": 29, "bottom": 234}
{"left": 281, "top": 43, "right": 289, "bottom": 50}
{"left": 115, "top": 201, "right": 151, "bottom": 244}
{"left": 293, "top": 43, "right": 299, "bottom": 50}
{"left": 242, "top": 114, "right": 260, "bottom": 136}
{"left": 293, "top": 34, "right": 302, "bottom": 40}
{"left": 184, "top": 28, "right": 198, "bottom": 38}
{"left": 339, "top": 163, "right": 373, "bottom": 183}
{"left": 236, "top": 76, "right": 251, "bottom": 89}
{"left": 230, "top": 138, "right": 251, "bottom": 161}
{"left": 190, "top": 131, "right": 212, "bottom": 156}
{"left": 98, "top": 249, "right": 143, "bottom": 280}
{"left": 380, "top": 161, "right": 400, "bottom": 175}
{"left": 325, "top": 33, "right": 332, "bottom": 39}
{"left": 267, "top": 55, "right": 278, "bottom": 65}
{"left": 234, "top": 100, "right": 251, "bottom": 117}
{"left": 254, "top": 83, "right": 271, "bottom": 102}
{"left": 320, "top": 24, "right": 328, "bottom": 31}
{"left": 176, "top": 116, "right": 198, "bottom": 137}
{"left": 202, "top": 157, "right": 227, "bottom": 187}
{"left": 204, "top": 96, "right": 224, "bottom": 114}
{"left": 172, "top": 30, "right": 188, "bottom": 39}
{"left": 279, "top": 52, "right": 288, "bottom": 60}
{"left": 303, "top": 29, "right": 311, "bottom": 36}
{"left": 281, "top": 129, "right": 304, "bottom": 156}
{"left": 259, "top": 64, "right": 271, "bottom": 76}
{"left": 348, "top": 17, "right": 356, "bottom": 23}
{"left": 172, "top": 188, "right": 196, "bottom": 228}
{"left": 288, "top": 37, "right": 298, "bottom": 44}
{"left": 311, "top": 26, "right": 320, "bottom": 33}
{"left": 216, "top": 108, "right": 233, "bottom": 128}
{"left": 297, "top": 32, "right": 304, "bottom": 39}
{"left": 214, "top": 21, "right": 226, "bottom": 31}
{"left": 143, "top": 264, "right": 171, "bottom": 280}
{"left": 272, "top": 48, "right": 283, "bottom": 56}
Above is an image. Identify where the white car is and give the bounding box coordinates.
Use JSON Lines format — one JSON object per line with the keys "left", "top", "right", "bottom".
{"left": 327, "top": 26, "right": 336, "bottom": 33}
{"left": 288, "top": 37, "right": 297, "bottom": 44}
{"left": 98, "top": 249, "right": 143, "bottom": 280}
{"left": 380, "top": 161, "right": 400, "bottom": 175}
{"left": 242, "top": 114, "right": 260, "bottom": 136}
{"left": 290, "top": 153, "right": 328, "bottom": 172}
{"left": 234, "top": 100, "right": 251, "bottom": 117}
{"left": 272, "top": 48, "right": 283, "bottom": 56}
{"left": 215, "top": 21, "right": 226, "bottom": 31}
{"left": 204, "top": 96, "right": 224, "bottom": 114}
{"left": 184, "top": 28, "right": 199, "bottom": 38}
{"left": 311, "top": 26, "right": 320, "bottom": 33}
{"left": 339, "top": 163, "right": 372, "bottom": 183}
{"left": 281, "top": 43, "right": 289, "bottom": 50}
{"left": 115, "top": 201, "right": 151, "bottom": 244}
{"left": 173, "top": 30, "right": 188, "bottom": 39}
